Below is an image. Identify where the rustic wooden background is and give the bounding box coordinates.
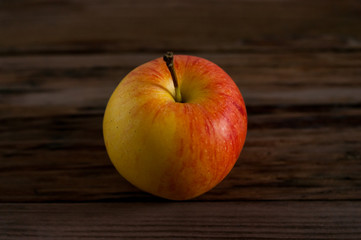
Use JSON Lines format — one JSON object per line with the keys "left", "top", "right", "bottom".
{"left": 1, "top": 0, "right": 361, "bottom": 239}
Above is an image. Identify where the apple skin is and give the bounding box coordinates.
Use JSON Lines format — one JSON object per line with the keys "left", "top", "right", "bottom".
{"left": 103, "top": 55, "right": 247, "bottom": 200}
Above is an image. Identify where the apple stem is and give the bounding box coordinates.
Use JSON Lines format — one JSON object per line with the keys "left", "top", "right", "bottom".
{"left": 163, "top": 52, "right": 182, "bottom": 103}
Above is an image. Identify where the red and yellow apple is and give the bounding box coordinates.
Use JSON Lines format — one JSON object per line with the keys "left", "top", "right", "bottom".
{"left": 103, "top": 53, "right": 247, "bottom": 200}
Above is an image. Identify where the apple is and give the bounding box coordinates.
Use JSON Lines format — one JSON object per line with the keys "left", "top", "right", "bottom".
{"left": 103, "top": 52, "right": 247, "bottom": 200}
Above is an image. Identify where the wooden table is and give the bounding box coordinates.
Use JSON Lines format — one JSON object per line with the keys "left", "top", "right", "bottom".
{"left": 1, "top": 0, "right": 361, "bottom": 239}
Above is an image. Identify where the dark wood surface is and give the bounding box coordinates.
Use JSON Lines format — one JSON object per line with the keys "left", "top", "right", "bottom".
{"left": 1, "top": 0, "right": 361, "bottom": 239}
{"left": 1, "top": 201, "right": 361, "bottom": 239}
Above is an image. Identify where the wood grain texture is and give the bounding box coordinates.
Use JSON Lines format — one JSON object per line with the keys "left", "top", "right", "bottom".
{"left": 1, "top": 201, "right": 361, "bottom": 239}
{"left": 1, "top": 0, "right": 361, "bottom": 238}
{"left": 1, "top": 53, "right": 360, "bottom": 202}
{"left": 0, "top": 0, "right": 361, "bottom": 55}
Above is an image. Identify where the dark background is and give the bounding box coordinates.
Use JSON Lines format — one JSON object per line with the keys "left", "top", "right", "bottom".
{"left": 1, "top": 0, "right": 361, "bottom": 239}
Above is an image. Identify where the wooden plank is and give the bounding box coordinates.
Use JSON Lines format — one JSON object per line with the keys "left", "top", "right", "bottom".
{"left": 1, "top": 53, "right": 361, "bottom": 106}
{"left": 0, "top": 0, "right": 361, "bottom": 55}
{"left": 1, "top": 201, "right": 361, "bottom": 239}
{"left": 0, "top": 52, "right": 360, "bottom": 202}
